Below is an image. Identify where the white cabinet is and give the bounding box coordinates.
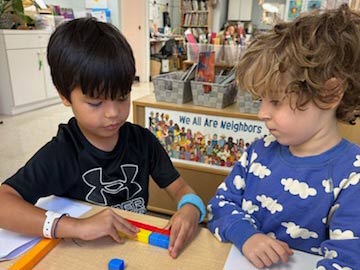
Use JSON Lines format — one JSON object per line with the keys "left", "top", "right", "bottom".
{"left": 0, "top": 30, "right": 60, "bottom": 115}
{"left": 228, "top": 0, "right": 253, "bottom": 21}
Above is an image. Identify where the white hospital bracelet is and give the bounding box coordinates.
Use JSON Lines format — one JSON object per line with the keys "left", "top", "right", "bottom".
{"left": 43, "top": 211, "right": 62, "bottom": 239}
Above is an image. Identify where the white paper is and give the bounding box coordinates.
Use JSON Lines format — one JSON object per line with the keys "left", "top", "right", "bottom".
{"left": 0, "top": 238, "right": 41, "bottom": 262}
{"left": 0, "top": 196, "right": 92, "bottom": 261}
{"left": 224, "top": 244, "right": 322, "bottom": 270}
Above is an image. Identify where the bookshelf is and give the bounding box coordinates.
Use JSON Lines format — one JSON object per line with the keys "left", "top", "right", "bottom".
{"left": 180, "top": 0, "right": 212, "bottom": 36}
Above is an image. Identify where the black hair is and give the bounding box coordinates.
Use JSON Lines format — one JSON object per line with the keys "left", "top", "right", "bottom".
{"left": 47, "top": 17, "right": 136, "bottom": 101}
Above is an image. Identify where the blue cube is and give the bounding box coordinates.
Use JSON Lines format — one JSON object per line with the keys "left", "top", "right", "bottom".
{"left": 108, "top": 258, "right": 125, "bottom": 270}
{"left": 149, "top": 232, "right": 170, "bottom": 249}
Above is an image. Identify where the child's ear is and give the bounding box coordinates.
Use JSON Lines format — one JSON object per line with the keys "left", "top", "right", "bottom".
{"left": 324, "top": 77, "right": 344, "bottom": 108}
{"left": 59, "top": 94, "right": 71, "bottom": 107}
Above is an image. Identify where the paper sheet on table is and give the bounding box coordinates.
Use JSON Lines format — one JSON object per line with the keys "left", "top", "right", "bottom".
{"left": 0, "top": 196, "right": 92, "bottom": 261}
{"left": 224, "top": 244, "right": 322, "bottom": 270}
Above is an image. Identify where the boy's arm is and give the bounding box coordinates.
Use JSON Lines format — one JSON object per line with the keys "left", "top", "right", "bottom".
{"left": 0, "top": 184, "right": 47, "bottom": 236}
{"left": 207, "top": 155, "right": 262, "bottom": 247}
{"left": 207, "top": 161, "right": 293, "bottom": 268}
{"left": 0, "top": 184, "right": 138, "bottom": 241}
{"left": 164, "top": 176, "right": 203, "bottom": 258}
{"left": 164, "top": 176, "right": 197, "bottom": 204}
{"left": 315, "top": 169, "right": 360, "bottom": 270}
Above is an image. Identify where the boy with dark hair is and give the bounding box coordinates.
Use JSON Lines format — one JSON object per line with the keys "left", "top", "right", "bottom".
{"left": 207, "top": 5, "right": 360, "bottom": 269}
{"left": 0, "top": 17, "right": 205, "bottom": 259}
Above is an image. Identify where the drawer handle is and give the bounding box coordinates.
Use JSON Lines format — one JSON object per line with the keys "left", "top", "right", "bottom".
{"left": 37, "top": 52, "right": 42, "bottom": 71}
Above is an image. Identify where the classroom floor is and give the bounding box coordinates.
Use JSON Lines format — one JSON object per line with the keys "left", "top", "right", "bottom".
{"left": 0, "top": 81, "right": 153, "bottom": 184}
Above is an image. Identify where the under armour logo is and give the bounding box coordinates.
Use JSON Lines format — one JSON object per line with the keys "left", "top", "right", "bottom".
{"left": 82, "top": 164, "right": 142, "bottom": 206}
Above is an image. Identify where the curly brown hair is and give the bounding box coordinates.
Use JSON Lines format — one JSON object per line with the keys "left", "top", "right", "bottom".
{"left": 236, "top": 4, "right": 360, "bottom": 125}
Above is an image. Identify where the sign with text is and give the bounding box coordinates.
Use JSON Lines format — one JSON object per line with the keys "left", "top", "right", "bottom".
{"left": 145, "top": 107, "right": 268, "bottom": 167}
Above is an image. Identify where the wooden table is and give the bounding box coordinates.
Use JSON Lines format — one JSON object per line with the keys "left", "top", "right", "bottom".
{"left": 0, "top": 205, "right": 231, "bottom": 270}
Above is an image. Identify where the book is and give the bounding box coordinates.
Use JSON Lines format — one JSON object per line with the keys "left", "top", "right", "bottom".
{"left": 185, "top": 28, "right": 197, "bottom": 43}
{"left": 209, "top": 32, "right": 217, "bottom": 44}
{"left": 219, "top": 72, "right": 235, "bottom": 85}
{"left": 196, "top": 51, "right": 215, "bottom": 93}
{"left": 192, "top": 0, "right": 199, "bottom": 10}
{"left": 219, "top": 67, "right": 236, "bottom": 85}
{"left": 181, "top": 63, "right": 198, "bottom": 81}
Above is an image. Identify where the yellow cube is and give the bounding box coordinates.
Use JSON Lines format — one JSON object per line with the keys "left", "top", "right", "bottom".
{"left": 136, "top": 228, "right": 152, "bottom": 244}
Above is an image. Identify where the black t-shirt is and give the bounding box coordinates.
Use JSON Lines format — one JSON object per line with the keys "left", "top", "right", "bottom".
{"left": 4, "top": 117, "right": 180, "bottom": 214}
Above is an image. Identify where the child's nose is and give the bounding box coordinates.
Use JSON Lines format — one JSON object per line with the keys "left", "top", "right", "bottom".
{"left": 104, "top": 101, "right": 119, "bottom": 118}
{"left": 258, "top": 101, "right": 270, "bottom": 121}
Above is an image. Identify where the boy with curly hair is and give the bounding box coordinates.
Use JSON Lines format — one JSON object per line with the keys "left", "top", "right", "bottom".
{"left": 207, "top": 4, "right": 360, "bottom": 269}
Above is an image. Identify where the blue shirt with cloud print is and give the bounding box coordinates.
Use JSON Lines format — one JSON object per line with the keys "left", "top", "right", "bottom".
{"left": 207, "top": 135, "right": 360, "bottom": 270}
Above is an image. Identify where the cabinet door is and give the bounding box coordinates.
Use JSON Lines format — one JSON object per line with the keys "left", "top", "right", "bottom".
{"left": 228, "top": 0, "right": 253, "bottom": 21}
{"left": 120, "top": 0, "right": 148, "bottom": 82}
{"left": 7, "top": 48, "right": 46, "bottom": 106}
{"left": 42, "top": 50, "right": 58, "bottom": 98}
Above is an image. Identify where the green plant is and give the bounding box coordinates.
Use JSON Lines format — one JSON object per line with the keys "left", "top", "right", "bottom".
{"left": 0, "top": 0, "right": 33, "bottom": 25}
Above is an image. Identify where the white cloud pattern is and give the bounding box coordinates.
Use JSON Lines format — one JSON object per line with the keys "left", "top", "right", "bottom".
{"left": 330, "top": 229, "right": 358, "bottom": 240}
{"left": 256, "top": 195, "right": 283, "bottom": 214}
{"left": 250, "top": 163, "right": 271, "bottom": 179}
{"left": 214, "top": 227, "right": 222, "bottom": 242}
{"left": 242, "top": 214, "right": 257, "bottom": 228}
{"left": 250, "top": 151, "right": 258, "bottom": 163}
{"left": 218, "top": 201, "right": 230, "bottom": 207}
{"left": 242, "top": 198, "right": 259, "bottom": 214}
{"left": 218, "top": 182, "right": 228, "bottom": 191}
{"left": 311, "top": 247, "right": 322, "bottom": 255}
{"left": 281, "top": 178, "right": 317, "bottom": 199}
{"left": 332, "top": 263, "right": 352, "bottom": 270}
{"left": 239, "top": 151, "right": 248, "bottom": 168}
{"left": 354, "top": 155, "right": 360, "bottom": 167}
{"left": 334, "top": 172, "right": 360, "bottom": 199}
{"left": 216, "top": 194, "right": 225, "bottom": 200}
{"left": 233, "top": 175, "right": 246, "bottom": 190}
{"left": 281, "top": 222, "right": 318, "bottom": 239}
{"left": 324, "top": 247, "right": 338, "bottom": 259}
{"left": 322, "top": 179, "right": 332, "bottom": 193}
{"left": 264, "top": 134, "right": 276, "bottom": 147}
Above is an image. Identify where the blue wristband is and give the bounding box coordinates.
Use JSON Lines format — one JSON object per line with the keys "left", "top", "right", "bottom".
{"left": 177, "top": 194, "right": 206, "bottom": 223}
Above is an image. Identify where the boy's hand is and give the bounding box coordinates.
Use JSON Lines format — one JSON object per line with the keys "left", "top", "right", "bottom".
{"left": 166, "top": 204, "right": 200, "bottom": 259}
{"left": 70, "top": 208, "right": 139, "bottom": 242}
{"left": 242, "top": 233, "right": 293, "bottom": 268}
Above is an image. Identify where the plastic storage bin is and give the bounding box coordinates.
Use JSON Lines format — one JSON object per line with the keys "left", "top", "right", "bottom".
{"left": 186, "top": 43, "right": 244, "bottom": 66}
{"left": 153, "top": 71, "right": 192, "bottom": 104}
{"left": 190, "top": 76, "right": 238, "bottom": 109}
